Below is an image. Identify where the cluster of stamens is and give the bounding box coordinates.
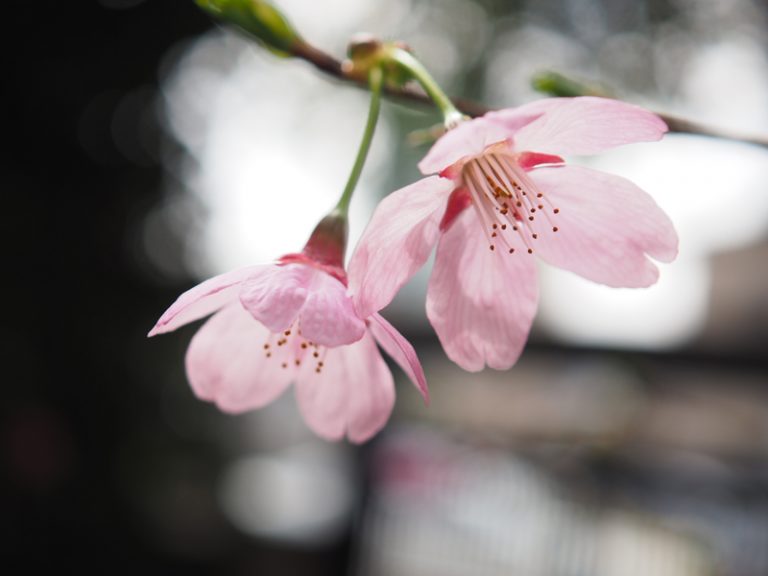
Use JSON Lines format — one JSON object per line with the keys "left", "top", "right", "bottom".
{"left": 461, "top": 152, "right": 560, "bottom": 255}
{"left": 262, "top": 323, "right": 327, "bottom": 374}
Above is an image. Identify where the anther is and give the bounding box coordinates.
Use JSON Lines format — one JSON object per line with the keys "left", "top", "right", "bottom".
{"left": 554, "top": 208, "right": 560, "bottom": 214}
{"left": 491, "top": 232, "right": 497, "bottom": 238}
{"left": 532, "top": 233, "right": 538, "bottom": 239}
{"left": 537, "top": 193, "right": 543, "bottom": 198}
{"left": 263, "top": 344, "right": 270, "bottom": 350}
{"left": 553, "top": 226, "right": 559, "bottom": 232}
{"left": 528, "top": 216, "right": 535, "bottom": 221}
{"left": 489, "top": 244, "right": 495, "bottom": 251}
{"left": 492, "top": 223, "right": 498, "bottom": 229}
{"left": 281, "top": 362, "right": 288, "bottom": 369}
{"left": 527, "top": 248, "right": 533, "bottom": 254}
{"left": 295, "top": 359, "right": 301, "bottom": 366}
{"left": 501, "top": 224, "right": 507, "bottom": 230}
{"left": 509, "top": 248, "right": 515, "bottom": 254}
{"left": 284, "top": 330, "right": 291, "bottom": 336}
{"left": 301, "top": 342, "right": 308, "bottom": 349}
{"left": 266, "top": 352, "right": 272, "bottom": 358}
{"left": 313, "top": 351, "right": 319, "bottom": 358}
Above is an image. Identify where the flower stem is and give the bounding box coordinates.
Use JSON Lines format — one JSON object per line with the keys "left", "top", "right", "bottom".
{"left": 335, "top": 66, "right": 383, "bottom": 217}
{"left": 388, "top": 47, "right": 465, "bottom": 128}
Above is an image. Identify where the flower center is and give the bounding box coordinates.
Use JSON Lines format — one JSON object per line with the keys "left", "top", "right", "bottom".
{"left": 461, "top": 151, "right": 560, "bottom": 254}
{"left": 262, "top": 323, "right": 328, "bottom": 374}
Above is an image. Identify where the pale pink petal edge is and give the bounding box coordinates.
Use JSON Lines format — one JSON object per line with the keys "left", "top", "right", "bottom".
{"left": 368, "top": 313, "right": 429, "bottom": 403}
{"left": 148, "top": 265, "right": 266, "bottom": 336}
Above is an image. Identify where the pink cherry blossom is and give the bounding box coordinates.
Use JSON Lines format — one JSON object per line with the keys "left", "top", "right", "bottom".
{"left": 148, "top": 219, "right": 428, "bottom": 443}
{"left": 349, "top": 97, "right": 678, "bottom": 372}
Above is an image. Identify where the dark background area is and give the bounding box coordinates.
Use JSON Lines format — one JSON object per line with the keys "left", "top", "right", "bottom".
{"left": 4, "top": 1, "right": 768, "bottom": 575}
{"left": 5, "top": 2, "right": 220, "bottom": 572}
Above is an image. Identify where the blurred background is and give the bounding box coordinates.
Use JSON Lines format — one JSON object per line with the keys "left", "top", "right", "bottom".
{"left": 5, "top": 0, "right": 768, "bottom": 574}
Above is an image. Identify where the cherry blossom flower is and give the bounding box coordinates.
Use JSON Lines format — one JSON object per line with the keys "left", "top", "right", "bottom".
{"left": 148, "top": 214, "right": 428, "bottom": 443}
{"left": 349, "top": 97, "right": 679, "bottom": 372}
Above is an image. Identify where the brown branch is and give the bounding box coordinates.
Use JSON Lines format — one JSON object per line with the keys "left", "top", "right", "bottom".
{"left": 291, "top": 40, "right": 489, "bottom": 118}
{"left": 291, "top": 40, "right": 768, "bottom": 149}
{"left": 659, "top": 113, "right": 768, "bottom": 148}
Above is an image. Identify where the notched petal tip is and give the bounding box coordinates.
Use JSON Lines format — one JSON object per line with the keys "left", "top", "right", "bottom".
{"left": 528, "top": 165, "right": 678, "bottom": 288}
{"left": 426, "top": 210, "right": 539, "bottom": 373}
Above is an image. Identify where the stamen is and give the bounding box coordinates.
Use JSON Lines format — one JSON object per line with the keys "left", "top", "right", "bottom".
{"left": 466, "top": 164, "right": 508, "bottom": 250}
{"left": 463, "top": 150, "right": 567, "bottom": 257}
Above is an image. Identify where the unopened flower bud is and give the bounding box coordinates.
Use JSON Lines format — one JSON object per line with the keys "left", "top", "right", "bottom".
{"left": 531, "top": 70, "right": 612, "bottom": 98}
{"left": 195, "top": 0, "right": 301, "bottom": 55}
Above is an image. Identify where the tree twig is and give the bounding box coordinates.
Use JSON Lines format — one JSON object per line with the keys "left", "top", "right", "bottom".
{"left": 291, "top": 39, "right": 768, "bottom": 149}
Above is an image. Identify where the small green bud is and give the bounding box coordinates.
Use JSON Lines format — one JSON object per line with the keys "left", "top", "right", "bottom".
{"left": 195, "top": 0, "right": 301, "bottom": 56}
{"left": 531, "top": 71, "right": 613, "bottom": 98}
{"left": 342, "top": 37, "right": 413, "bottom": 88}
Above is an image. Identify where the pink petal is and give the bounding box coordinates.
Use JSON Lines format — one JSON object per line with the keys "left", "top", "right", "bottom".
{"left": 348, "top": 176, "right": 453, "bottom": 319}
{"left": 418, "top": 117, "right": 512, "bottom": 175}
{"left": 185, "top": 303, "right": 295, "bottom": 413}
{"left": 508, "top": 97, "right": 668, "bottom": 156}
{"left": 148, "top": 265, "right": 265, "bottom": 336}
{"left": 368, "top": 313, "right": 429, "bottom": 403}
{"left": 239, "top": 263, "right": 312, "bottom": 333}
{"left": 294, "top": 331, "right": 395, "bottom": 443}
{"left": 426, "top": 209, "right": 539, "bottom": 372}
{"left": 298, "top": 270, "right": 366, "bottom": 347}
{"left": 482, "top": 102, "right": 552, "bottom": 134}
{"left": 529, "top": 165, "right": 678, "bottom": 287}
